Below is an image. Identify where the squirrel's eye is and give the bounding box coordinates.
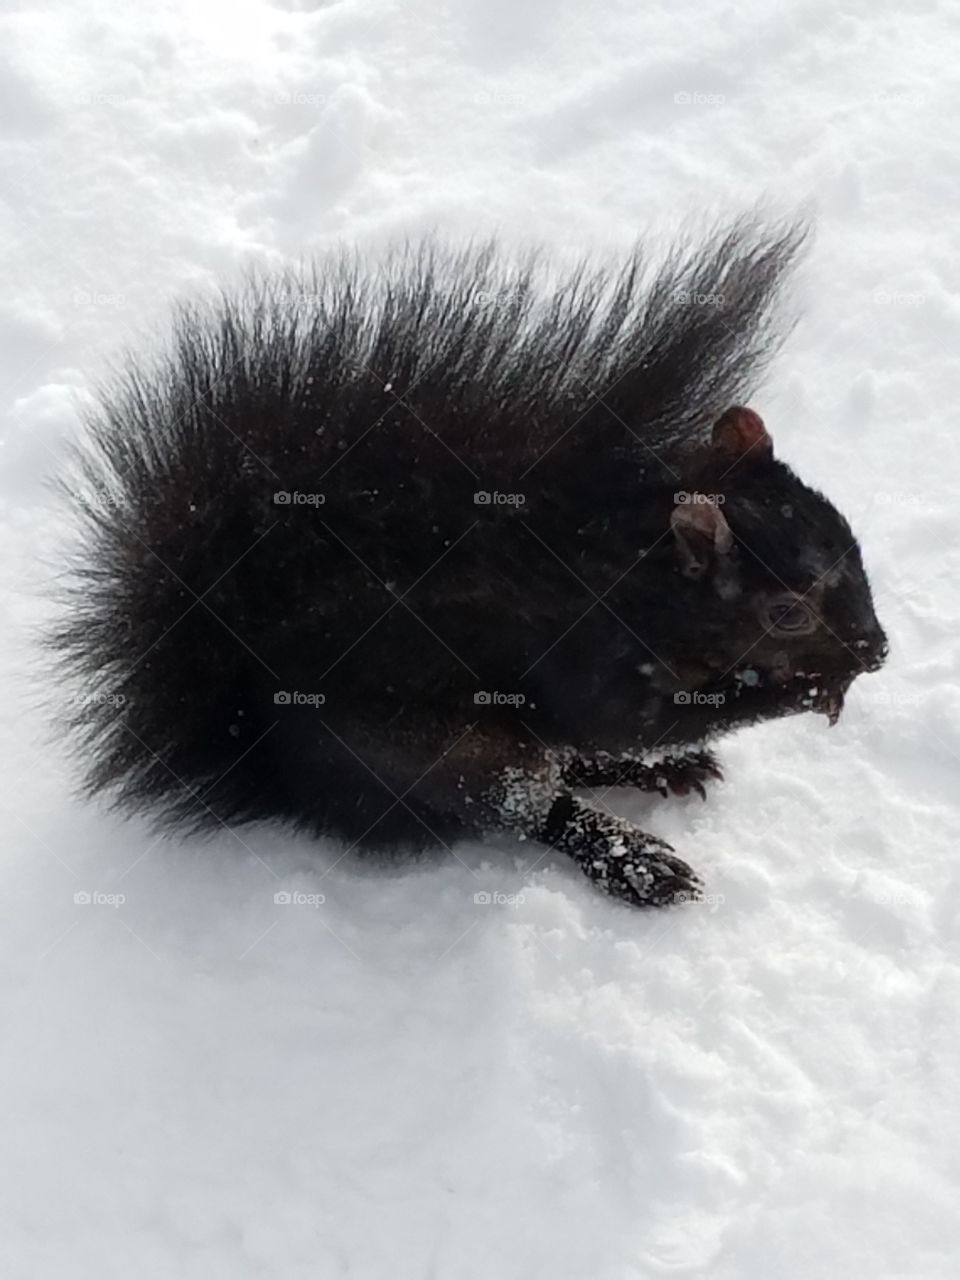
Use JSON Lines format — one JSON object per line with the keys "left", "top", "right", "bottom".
{"left": 766, "top": 599, "right": 814, "bottom": 633}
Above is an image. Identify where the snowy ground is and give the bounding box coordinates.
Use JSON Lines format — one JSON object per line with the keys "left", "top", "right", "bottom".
{"left": 2, "top": 0, "right": 959, "bottom": 1276}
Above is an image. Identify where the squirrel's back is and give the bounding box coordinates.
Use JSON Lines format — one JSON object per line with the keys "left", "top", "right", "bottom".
{"left": 51, "top": 219, "right": 809, "bottom": 842}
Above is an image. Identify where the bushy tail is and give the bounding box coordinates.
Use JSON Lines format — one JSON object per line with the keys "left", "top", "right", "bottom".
{"left": 48, "top": 216, "right": 808, "bottom": 831}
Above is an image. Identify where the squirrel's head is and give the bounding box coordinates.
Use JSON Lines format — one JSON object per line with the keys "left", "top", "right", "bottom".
{"left": 664, "top": 406, "right": 888, "bottom": 731}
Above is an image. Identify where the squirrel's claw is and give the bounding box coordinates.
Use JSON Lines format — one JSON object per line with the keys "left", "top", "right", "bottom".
{"left": 655, "top": 750, "right": 723, "bottom": 801}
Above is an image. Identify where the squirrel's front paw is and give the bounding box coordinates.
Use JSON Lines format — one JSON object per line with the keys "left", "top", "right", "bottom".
{"left": 583, "top": 834, "right": 704, "bottom": 909}
{"left": 542, "top": 794, "right": 705, "bottom": 909}
{"left": 653, "top": 749, "right": 723, "bottom": 801}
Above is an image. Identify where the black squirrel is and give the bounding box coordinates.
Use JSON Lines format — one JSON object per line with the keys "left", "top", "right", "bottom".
{"left": 52, "top": 218, "right": 888, "bottom": 908}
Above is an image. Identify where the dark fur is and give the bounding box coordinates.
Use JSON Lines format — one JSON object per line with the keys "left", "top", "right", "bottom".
{"left": 51, "top": 218, "right": 888, "bottom": 906}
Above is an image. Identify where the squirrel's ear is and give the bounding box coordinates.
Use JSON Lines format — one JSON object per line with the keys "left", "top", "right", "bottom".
{"left": 671, "top": 499, "right": 733, "bottom": 580}
{"left": 712, "top": 406, "right": 773, "bottom": 461}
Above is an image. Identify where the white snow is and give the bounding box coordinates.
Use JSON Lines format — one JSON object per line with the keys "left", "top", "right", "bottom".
{"left": 1, "top": 0, "right": 959, "bottom": 1276}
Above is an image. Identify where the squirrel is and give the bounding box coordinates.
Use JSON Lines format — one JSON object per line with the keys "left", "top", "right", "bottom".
{"left": 51, "top": 218, "right": 888, "bottom": 909}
